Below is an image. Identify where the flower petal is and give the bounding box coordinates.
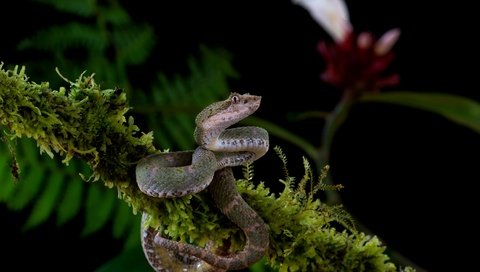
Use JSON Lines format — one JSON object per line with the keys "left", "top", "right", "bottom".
{"left": 293, "top": 0, "right": 351, "bottom": 42}
{"left": 374, "top": 28, "right": 401, "bottom": 56}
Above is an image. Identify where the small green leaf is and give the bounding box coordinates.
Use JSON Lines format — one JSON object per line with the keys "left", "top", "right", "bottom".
{"left": 18, "top": 23, "right": 107, "bottom": 53}
{"left": 112, "top": 201, "right": 134, "bottom": 239}
{"left": 164, "top": 118, "right": 192, "bottom": 150}
{"left": 124, "top": 214, "right": 142, "bottom": 250}
{"left": 56, "top": 178, "right": 83, "bottom": 226}
{"left": 20, "top": 139, "right": 43, "bottom": 164}
{"left": 113, "top": 25, "right": 156, "bottom": 65}
{"left": 34, "top": 0, "right": 95, "bottom": 17}
{"left": 101, "top": 6, "right": 130, "bottom": 26}
{"left": 8, "top": 165, "right": 45, "bottom": 210}
{"left": 82, "top": 184, "right": 116, "bottom": 236}
{"left": 361, "top": 91, "right": 480, "bottom": 134}
{"left": 23, "top": 171, "right": 64, "bottom": 230}
{"left": 0, "top": 154, "right": 15, "bottom": 201}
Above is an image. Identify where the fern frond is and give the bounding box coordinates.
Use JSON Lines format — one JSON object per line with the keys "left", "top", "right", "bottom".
{"left": 0, "top": 146, "right": 15, "bottom": 200}
{"left": 34, "top": 0, "right": 95, "bottom": 17}
{"left": 0, "top": 133, "right": 19, "bottom": 181}
{"left": 320, "top": 204, "right": 357, "bottom": 233}
{"left": 3, "top": 0, "right": 241, "bottom": 264}
{"left": 112, "top": 200, "right": 135, "bottom": 239}
{"left": 273, "top": 145, "right": 289, "bottom": 178}
{"left": 83, "top": 182, "right": 117, "bottom": 236}
{"left": 18, "top": 23, "right": 107, "bottom": 53}
{"left": 297, "top": 156, "right": 312, "bottom": 198}
{"left": 113, "top": 25, "right": 156, "bottom": 65}
{"left": 101, "top": 6, "right": 130, "bottom": 26}
{"left": 3, "top": 139, "right": 49, "bottom": 211}
{"left": 135, "top": 46, "right": 237, "bottom": 150}
{"left": 56, "top": 174, "right": 83, "bottom": 225}
{"left": 23, "top": 170, "right": 64, "bottom": 230}
{"left": 242, "top": 162, "right": 255, "bottom": 182}
{"left": 0, "top": 136, "right": 139, "bottom": 243}
{"left": 7, "top": 166, "right": 44, "bottom": 211}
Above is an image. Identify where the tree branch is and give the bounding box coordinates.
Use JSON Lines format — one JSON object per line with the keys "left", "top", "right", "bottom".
{"left": 0, "top": 64, "right": 414, "bottom": 272}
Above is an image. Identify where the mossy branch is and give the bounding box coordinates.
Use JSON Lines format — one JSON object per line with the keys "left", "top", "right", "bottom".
{"left": 0, "top": 64, "right": 413, "bottom": 272}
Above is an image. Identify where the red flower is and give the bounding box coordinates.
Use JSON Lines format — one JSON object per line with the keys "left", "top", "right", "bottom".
{"left": 318, "top": 29, "right": 401, "bottom": 96}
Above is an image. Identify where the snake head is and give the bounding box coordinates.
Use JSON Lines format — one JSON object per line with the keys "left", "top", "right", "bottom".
{"left": 195, "top": 92, "right": 261, "bottom": 130}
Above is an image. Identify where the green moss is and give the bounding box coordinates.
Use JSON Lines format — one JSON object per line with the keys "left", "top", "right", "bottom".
{"left": 0, "top": 64, "right": 414, "bottom": 271}
{"left": 0, "top": 64, "right": 155, "bottom": 212}
{"left": 235, "top": 147, "right": 401, "bottom": 272}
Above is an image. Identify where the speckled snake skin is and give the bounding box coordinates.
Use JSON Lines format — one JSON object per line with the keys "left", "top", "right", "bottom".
{"left": 136, "top": 93, "right": 269, "bottom": 271}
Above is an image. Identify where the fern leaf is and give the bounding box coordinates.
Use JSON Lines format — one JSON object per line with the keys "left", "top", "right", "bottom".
{"left": 322, "top": 204, "right": 357, "bottom": 232}
{"left": 2, "top": 0, "right": 157, "bottom": 248}
{"left": 101, "top": 6, "right": 130, "bottom": 26}
{"left": 150, "top": 118, "right": 174, "bottom": 149}
{"left": 274, "top": 145, "right": 290, "bottom": 178}
{"left": 23, "top": 171, "right": 64, "bottom": 230}
{"left": 312, "top": 165, "right": 343, "bottom": 194}
{"left": 163, "top": 118, "right": 193, "bottom": 150}
{"left": 7, "top": 165, "right": 45, "bottom": 211}
{"left": 242, "top": 162, "right": 255, "bottom": 181}
{"left": 112, "top": 201, "right": 134, "bottom": 239}
{"left": 56, "top": 177, "right": 83, "bottom": 226}
{"left": 137, "top": 47, "right": 236, "bottom": 150}
{"left": 298, "top": 156, "right": 312, "bottom": 196}
{"left": 6, "top": 139, "right": 47, "bottom": 209}
{"left": 113, "top": 25, "right": 156, "bottom": 65}
{"left": 34, "top": 0, "right": 95, "bottom": 17}
{"left": 82, "top": 183, "right": 116, "bottom": 236}
{"left": 123, "top": 215, "right": 142, "bottom": 249}
{"left": 18, "top": 23, "right": 107, "bottom": 53}
{"left": 0, "top": 152, "right": 14, "bottom": 201}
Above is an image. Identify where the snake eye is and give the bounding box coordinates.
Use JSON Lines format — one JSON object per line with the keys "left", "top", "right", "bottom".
{"left": 231, "top": 95, "right": 239, "bottom": 104}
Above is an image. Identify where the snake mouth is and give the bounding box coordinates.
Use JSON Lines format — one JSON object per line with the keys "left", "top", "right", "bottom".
{"left": 236, "top": 93, "right": 261, "bottom": 112}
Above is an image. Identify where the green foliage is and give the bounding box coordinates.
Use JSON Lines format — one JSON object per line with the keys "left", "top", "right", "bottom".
{"left": 34, "top": 0, "right": 96, "bottom": 17}
{"left": 0, "top": 65, "right": 154, "bottom": 245}
{"left": 19, "top": 23, "right": 107, "bottom": 53}
{"left": 18, "top": 0, "right": 155, "bottom": 89}
{"left": 1, "top": 0, "right": 153, "bottom": 250}
{"left": 242, "top": 116, "right": 318, "bottom": 161}
{"left": 2, "top": 0, "right": 237, "bottom": 255}
{"left": 140, "top": 144, "right": 410, "bottom": 272}
{"left": 1, "top": 138, "right": 141, "bottom": 243}
{"left": 0, "top": 64, "right": 414, "bottom": 271}
{"left": 361, "top": 91, "right": 480, "bottom": 134}
{"left": 236, "top": 146, "right": 404, "bottom": 272}
{"left": 0, "top": 45, "right": 240, "bottom": 258}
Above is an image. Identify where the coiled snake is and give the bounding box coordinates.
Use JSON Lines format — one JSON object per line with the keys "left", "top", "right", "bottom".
{"left": 136, "top": 93, "right": 270, "bottom": 271}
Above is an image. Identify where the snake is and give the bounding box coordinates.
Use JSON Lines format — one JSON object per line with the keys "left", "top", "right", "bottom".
{"left": 135, "top": 93, "right": 270, "bottom": 271}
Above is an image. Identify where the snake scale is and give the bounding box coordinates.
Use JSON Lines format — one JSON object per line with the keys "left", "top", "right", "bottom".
{"left": 136, "top": 93, "right": 270, "bottom": 271}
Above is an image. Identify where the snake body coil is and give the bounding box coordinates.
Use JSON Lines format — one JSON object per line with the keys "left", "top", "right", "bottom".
{"left": 136, "top": 93, "right": 269, "bottom": 271}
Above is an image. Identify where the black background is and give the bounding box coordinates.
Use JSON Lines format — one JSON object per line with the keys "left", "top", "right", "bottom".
{"left": 1, "top": 1, "right": 479, "bottom": 271}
